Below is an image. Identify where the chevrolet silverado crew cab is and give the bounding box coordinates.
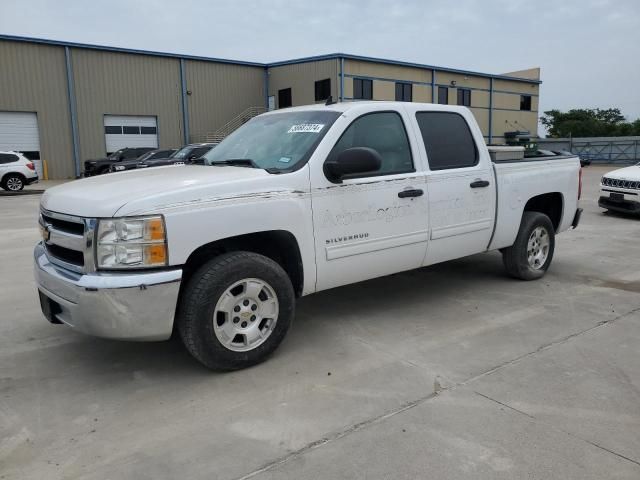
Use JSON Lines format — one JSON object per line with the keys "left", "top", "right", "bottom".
{"left": 599, "top": 162, "right": 640, "bottom": 214}
{"left": 35, "top": 102, "right": 583, "bottom": 370}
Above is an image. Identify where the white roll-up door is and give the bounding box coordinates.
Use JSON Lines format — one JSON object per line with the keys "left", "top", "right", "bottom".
{"left": 0, "top": 111, "right": 41, "bottom": 156}
{"left": 104, "top": 115, "right": 158, "bottom": 153}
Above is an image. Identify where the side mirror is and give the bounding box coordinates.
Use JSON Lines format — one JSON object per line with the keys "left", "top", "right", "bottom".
{"left": 188, "top": 157, "right": 205, "bottom": 165}
{"left": 324, "top": 147, "right": 382, "bottom": 183}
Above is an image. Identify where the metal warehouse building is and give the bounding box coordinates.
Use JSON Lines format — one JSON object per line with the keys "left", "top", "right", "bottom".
{"left": 0, "top": 35, "right": 541, "bottom": 179}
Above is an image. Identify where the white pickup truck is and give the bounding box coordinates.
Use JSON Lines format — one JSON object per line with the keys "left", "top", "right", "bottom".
{"left": 35, "top": 102, "right": 583, "bottom": 370}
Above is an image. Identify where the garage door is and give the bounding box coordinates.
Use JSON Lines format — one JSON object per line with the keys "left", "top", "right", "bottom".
{"left": 104, "top": 115, "right": 158, "bottom": 153}
{"left": 0, "top": 111, "right": 40, "bottom": 158}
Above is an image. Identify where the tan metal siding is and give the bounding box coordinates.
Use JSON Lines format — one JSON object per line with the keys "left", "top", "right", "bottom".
{"left": 493, "top": 92, "right": 539, "bottom": 111}
{"left": 268, "top": 60, "right": 339, "bottom": 107}
{"left": 185, "top": 60, "right": 265, "bottom": 137}
{"left": 469, "top": 108, "right": 490, "bottom": 137}
{"left": 413, "top": 84, "right": 431, "bottom": 103}
{"left": 435, "top": 71, "right": 490, "bottom": 90}
{"left": 345, "top": 59, "right": 432, "bottom": 84}
{"left": 71, "top": 48, "right": 184, "bottom": 161}
{"left": 493, "top": 79, "right": 539, "bottom": 96}
{"left": 0, "top": 41, "right": 74, "bottom": 178}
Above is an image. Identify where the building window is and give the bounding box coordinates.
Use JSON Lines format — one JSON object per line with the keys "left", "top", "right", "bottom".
{"left": 353, "top": 78, "right": 373, "bottom": 100}
{"left": 104, "top": 126, "right": 122, "bottom": 134}
{"left": 140, "top": 126, "right": 157, "bottom": 134}
{"left": 315, "top": 78, "right": 331, "bottom": 101}
{"left": 395, "top": 82, "right": 412, "bottom": 102}
{"left": 437, "top": 86, "right": 448, "bottom": 105}
{"left": 122, "top": 126, "right": 140, "bottom": 134}
{"left": 278, "top": 88, "right": 292, "bottom": 109}
{"left": 457, "top": 88, "right": 471, "bottom": 107}
{"left": 520, "top": 95, "right": 532, "bottom": 111}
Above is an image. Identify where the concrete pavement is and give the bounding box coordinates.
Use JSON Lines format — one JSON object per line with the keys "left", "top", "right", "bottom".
{"left": 0, "top": 166, "right": 639, "bottom": 479}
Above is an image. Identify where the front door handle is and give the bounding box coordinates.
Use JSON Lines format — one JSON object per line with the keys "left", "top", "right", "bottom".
{"left": 398, "top": 188, "right": 424, "bottom": 198}
{"left": 470, "top": 180, "right": 490, "bottom": 188}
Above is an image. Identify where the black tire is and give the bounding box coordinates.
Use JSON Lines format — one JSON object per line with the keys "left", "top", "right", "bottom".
{"left": 177, "top": 251, "right": 294, "bottom": 370}
{"left": 502, "top": 212, "right": 555, "bottom": 280}
{"left": 97, "top": 167, "right": 110, "bottom": 175}
{"left": 2, "top": 173, "right": 25, "bottom": 191}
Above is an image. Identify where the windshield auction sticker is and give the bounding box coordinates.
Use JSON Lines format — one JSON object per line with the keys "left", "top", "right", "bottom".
{"left": 287, "top": 124, "right": 325, "bottom": 133}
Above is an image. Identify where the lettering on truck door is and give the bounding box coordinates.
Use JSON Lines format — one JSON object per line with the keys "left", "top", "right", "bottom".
{"left": 310, "top": 110, "right": 429, "bottom": 291}
{"left": 415, "top": 110, "right": 497, "bottom": 265}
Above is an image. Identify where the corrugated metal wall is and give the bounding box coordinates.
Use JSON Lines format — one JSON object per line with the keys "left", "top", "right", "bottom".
{"left": 268, "top": 60, "right": 339, "bottom": 107}
{"left": 185, "top": 60, "right": 265, "bottom": 138}
{"left": 71, "top": 49, "right": 184, "bottom": 162}
{"left": 0, "top": 41, "right": 75, "bottom": 178}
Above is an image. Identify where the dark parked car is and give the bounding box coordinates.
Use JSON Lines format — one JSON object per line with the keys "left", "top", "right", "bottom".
{"left": 109, "top": 148, "right": 177, "bottom": 172}
{"left": 137, "top": 143, "right": 217, "bottom": 169}
{"left": 84, "top": 147, "right": 155, "bottom": 176}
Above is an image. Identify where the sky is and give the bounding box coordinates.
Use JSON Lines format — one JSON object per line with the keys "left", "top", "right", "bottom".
{"left": 1, "top": 0, "right": 639, "bottom": 132}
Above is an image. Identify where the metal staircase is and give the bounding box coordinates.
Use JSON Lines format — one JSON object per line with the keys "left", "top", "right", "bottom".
{"left": 190, "top": 106, "right": 266, "bottom": 144}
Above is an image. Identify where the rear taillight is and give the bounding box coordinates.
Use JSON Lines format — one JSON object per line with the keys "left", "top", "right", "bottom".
{"left": 578, "top": 168, "right": 582, "bottom": 200}
{"left": 26, "top": 162, "right": 35, "bottom": 171}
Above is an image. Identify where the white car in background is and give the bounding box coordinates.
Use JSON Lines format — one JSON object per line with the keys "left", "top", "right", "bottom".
{"left": 599, "top": 163, "right": 640, "bottom": 215}
{"left": 0, "top": 151, "right": 39, "bottom": 191}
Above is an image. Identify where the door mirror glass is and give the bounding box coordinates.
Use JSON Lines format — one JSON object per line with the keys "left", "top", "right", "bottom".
{"left": 324, "top": 147, "right": 382, "bottom": 182}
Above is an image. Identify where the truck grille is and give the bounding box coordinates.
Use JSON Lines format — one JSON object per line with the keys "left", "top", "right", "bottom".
{"left": 40, "top": 209, "right": 95, "bottom": 273}
{"left": 602, "top": 177, "right": 640, "bottom": 190}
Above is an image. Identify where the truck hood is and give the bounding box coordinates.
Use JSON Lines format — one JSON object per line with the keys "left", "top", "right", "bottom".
{"left": 41, "top": 165, "right": 272, "bottom": 217}
{"left": 606, "top": 164, "right": 640, "bottom": 182}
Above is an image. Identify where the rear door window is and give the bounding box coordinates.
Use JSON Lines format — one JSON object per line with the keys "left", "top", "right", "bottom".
{"left": 415, "top": 112, "right": 478, "bottom": 170}
{"left": 0, "top": 153, "right": 19, "bottom": 164}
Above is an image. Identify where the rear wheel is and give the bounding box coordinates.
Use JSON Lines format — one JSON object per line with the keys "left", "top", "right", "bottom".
{"left": 502, "top": 212, "right": 555, "bottom": 280}
{"left": 2, "top": 173, "right": 25, "bottom": 191}
{"left": 177, "top": 251, "right": 294, "bottom": 370}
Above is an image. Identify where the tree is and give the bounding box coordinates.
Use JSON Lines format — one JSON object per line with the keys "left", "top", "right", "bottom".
{"left": 540, "top": 108, "right": 639, "bottom": 138}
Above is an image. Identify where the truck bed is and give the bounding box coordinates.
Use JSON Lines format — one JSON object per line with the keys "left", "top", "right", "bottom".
{"left": 488, "top": 155, "right": 581, "bottom": 251}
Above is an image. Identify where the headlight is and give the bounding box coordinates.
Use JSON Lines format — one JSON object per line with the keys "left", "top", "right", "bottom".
{"left": 96, "top": 216, "right": 167, "bottom": 269}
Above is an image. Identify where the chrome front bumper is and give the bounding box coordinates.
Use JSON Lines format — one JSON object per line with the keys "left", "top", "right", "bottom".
{"left": 34, "top": 243, "right": 182, "bottom": 341}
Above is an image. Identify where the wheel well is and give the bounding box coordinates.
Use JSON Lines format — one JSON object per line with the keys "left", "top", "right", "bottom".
{"left": 1, "top": 171, "right": 26, "bottom": 183}
{"left": 523, "top": 192, "right": 563, "bottom": 231}
{"left": 181, "top": 230, "right": 304, "bottom": 297}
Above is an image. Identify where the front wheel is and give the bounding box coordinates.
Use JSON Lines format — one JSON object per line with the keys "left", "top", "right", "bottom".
{"left": 177, "top": 251, "right": 294, "bottom": 370}
{"left": 502, "top": 212, "right": 555, "bottom": 280}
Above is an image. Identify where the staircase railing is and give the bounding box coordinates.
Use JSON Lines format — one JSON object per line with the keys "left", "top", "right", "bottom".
{"left": 190, "top": 106, "right": 266, "bottom": 144}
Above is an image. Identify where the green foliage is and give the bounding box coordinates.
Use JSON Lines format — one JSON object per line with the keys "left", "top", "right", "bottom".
{"left": 540, "top": 108, "right": 640, "bottom": 138}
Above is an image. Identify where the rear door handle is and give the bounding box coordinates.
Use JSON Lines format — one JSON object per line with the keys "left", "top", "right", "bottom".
{"left": 470, "top": 180, "right": 490, "bottom": 188}
{"left": 398, "top": 188, "right": 424, "bottom": 198}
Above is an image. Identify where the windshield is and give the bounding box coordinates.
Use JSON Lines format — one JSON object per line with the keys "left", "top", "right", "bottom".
{"left": 108, "top": 149, "right": 125, "bottom": 160}
{"left": 172, "top": 146, "right": 195, "bottom": 159}
{"left": 137, "top": 150, "right": 155, "bottom": 161}
{"left": 202, "top": 110, "right": 341, "bottom": 172}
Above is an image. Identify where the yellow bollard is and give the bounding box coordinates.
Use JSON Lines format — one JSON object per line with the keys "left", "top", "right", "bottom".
{"left": 43, "top": 159, "right": 49, "bottom": 180}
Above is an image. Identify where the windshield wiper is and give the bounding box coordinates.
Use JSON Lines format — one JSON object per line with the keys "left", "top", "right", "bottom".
{"left": 211, "top": 158, "right": 258, "bottom": 167}
{"left": 210, "top": 158, "right": 281, "bottom": 174}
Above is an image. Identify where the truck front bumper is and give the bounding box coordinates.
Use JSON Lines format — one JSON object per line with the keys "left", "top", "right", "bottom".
{"left": 34, "top": 243, "right": 182, "bottom": 341}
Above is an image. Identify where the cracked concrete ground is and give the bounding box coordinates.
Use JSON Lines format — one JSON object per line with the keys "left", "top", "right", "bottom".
{"left": 1, "top": 166, "right": 639, "bottom": 479}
